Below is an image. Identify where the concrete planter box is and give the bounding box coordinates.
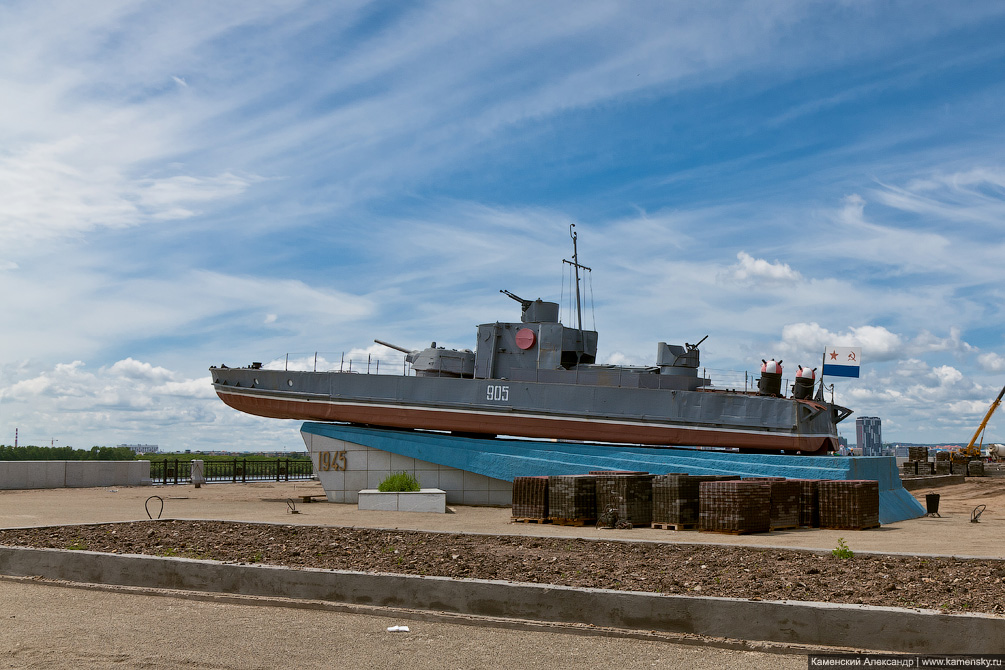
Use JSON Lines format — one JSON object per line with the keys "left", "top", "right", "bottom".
{"left": 357, "top": 489, "right": 446, "bottom": 513}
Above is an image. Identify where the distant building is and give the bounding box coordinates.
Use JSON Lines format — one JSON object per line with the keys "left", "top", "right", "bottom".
{"left": 855, "top": 417, "right": 882, "bottom": 456}
{"left": 119, "top": 443, "right": 159, "bottom": 454}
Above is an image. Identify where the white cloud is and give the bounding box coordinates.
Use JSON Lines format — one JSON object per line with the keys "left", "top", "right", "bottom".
{"left": 0, "top": 357, "right": 238, "bottom": 449}
{"left": 721, "top": 251, "right": 802, "bottom": 285}
{"left": 0, "top": 138, "right": 256, "bottom": 249}
{"left": 931, "top": 365, "right": 964, "bottom": 386}
{"left": 978, "top": 352, "right": 1005, "bottom": 373}
{"left": 0, "top": 265, "right": 375, "bottom": 365}
{"left": 109, "top": 358, "right": 175, "bottom": 382}
{"left": 777, "top": 323, "right": 976, "bottom": 366}
{"left": 876, "top": 167, "right": 1005, "bottom": 225}
{"left": 778, "top": 323, "right": 903, "bottom": 363}
{"left": 824, "top": 193, "right": 954, "bottom": 274}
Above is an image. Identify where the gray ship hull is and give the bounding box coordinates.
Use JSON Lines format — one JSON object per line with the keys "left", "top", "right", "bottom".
{"left": 210, "top": 367, "right": 847, "bottom": 454}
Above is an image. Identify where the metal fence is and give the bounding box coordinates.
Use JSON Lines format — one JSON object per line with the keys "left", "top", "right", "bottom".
{"left": 149, "top": 458, "right": 315, "bottom": 485}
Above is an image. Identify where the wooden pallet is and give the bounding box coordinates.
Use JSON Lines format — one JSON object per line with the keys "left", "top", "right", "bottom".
{"left": 699, "top": 528, "right": 768, "bottom": 536}
{"left": 549, "top": 517, "right": 595, "bottom": 526}
{"left": 510, "top": 517, "right": 551, "bottom": 524}
{"left": 820, "top": 523, "right": 881, "bottom": 531}
{"left": 769, "top": 525, "right": 800, "bottom": 531}
{"left": 651, "top": 522, "right": 696, "bottom": 531}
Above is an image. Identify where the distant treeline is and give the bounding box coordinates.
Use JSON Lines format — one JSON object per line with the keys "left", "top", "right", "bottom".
{"left": 0, "top": 445, "right": 138, "bottom": 461}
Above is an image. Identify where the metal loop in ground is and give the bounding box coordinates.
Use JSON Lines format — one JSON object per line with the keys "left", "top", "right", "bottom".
{"left": 145, "top": 496, "right": 164, "bottom": 519}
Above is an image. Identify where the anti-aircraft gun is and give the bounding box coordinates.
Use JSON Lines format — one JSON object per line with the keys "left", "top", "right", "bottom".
{"left": 500, "top": 289, "right": 562, "bottom": 324}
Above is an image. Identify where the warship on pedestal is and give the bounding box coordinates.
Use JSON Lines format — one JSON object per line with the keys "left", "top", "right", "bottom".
{"left": 211, "top": 228, "right": 851, "bottom": 454}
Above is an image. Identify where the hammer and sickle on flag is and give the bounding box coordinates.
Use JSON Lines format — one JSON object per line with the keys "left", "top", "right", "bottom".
{"left": 822, "top": 347, "right": 861, "bottom": 378}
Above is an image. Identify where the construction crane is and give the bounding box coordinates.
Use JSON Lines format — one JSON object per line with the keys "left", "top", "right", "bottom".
{"left": 956, "top": 385, "right": 1005, "bottom": 463}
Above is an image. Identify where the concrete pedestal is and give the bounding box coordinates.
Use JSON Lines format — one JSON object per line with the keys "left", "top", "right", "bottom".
{"left": 357, "top": 489, "right": 446, "bottom": 513}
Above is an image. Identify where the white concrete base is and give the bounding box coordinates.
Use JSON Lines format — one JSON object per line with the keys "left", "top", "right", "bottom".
{"left": 302, "top": 432, "right": 512, "bottom": 505}
{"left": 357, "top": 489, "right": 446, "bottom": 513}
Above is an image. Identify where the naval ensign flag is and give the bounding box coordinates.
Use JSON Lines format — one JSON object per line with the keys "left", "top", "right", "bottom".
{"left": 822, "top": 347, "right": 861, "bottom": 378}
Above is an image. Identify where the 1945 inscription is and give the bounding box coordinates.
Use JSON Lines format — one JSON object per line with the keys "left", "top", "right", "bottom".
{"left": 318, "top": 450, "right": 347, "bottom": 471}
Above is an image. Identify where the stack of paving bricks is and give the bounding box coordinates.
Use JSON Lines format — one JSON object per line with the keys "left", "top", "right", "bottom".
{"left": 901, "top": 461, "right": 918, "bottom": 477}
{"left": 593, "top": 472, "right": 654, "bottom": 526}
{"left": 968, "top": 460, "right": 985, "bottom": 477}
{"left": 910, "top": 447, "right": 933, "bottom": 473}
{"left": 818, "top": 480, "right": 880, "bottom": 530}
{"left": 652, "top": 474, "right": 738, "bottom": 528}
{"left": 651, "top": 474, "right": 700, "bottom": 527}
{"left": 934, "top": 451, "right": 951, "bottom": 475}
{"left": 511, "top": 476, "right": 549, "bottom": 520}
{"left": 548, "top": 474, "right": 597, "bottom": 523}
{"left": 789, "top": 479, "right": 820, "bottom": 528}
{"left": 743, "top": 477, "right": 800, "bottom": 530}
{"left": 766, "top": 480, "right": 801, "bottom": 530}
{"left": 698, "top": 480, "right": 771, "bottom": 534}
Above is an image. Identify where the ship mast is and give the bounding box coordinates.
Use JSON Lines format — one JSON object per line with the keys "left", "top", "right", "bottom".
{"left": 563, "top": 223, "right": 591, "bottom": 331}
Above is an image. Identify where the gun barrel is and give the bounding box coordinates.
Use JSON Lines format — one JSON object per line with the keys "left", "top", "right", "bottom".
{"left": 500, "top": 289, "right": 531, "bottom": 307}
{"left": 374, "top": 339, "right": 413, "bottom": 354}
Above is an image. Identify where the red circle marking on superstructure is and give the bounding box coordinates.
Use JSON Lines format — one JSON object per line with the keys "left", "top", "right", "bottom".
{"left": 515, "top": 328, "right": 536, "bottom": 350}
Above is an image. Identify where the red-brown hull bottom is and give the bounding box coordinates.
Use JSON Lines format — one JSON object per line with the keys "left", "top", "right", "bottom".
{"left": 217, "top": 391, "right": 836, "bottom": 455}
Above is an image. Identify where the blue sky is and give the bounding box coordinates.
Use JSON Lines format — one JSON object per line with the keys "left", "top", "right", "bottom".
{"left": 2, "top": 1, "right": 1005, "bottom": 451}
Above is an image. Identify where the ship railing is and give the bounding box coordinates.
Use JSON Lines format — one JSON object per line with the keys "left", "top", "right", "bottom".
{"left": 700, "top": 368, "right": 754, "bottom": 393}
{"left": 273, "top": 355, "right": 793, "bottom": 392}
{"left": 277, "top": 352, "right": 414, "bottom": 375}
{"left": 700, "top": 368, "right": 795, "bottom": 394}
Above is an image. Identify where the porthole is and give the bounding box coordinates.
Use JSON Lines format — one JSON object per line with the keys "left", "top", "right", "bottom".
{"left": 287, "top": 379, "right": 294, "bottom": 387}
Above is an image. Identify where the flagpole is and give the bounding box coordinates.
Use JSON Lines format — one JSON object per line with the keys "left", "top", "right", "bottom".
{"left": 816, "top": 349, "right": 826, "bottom": 401}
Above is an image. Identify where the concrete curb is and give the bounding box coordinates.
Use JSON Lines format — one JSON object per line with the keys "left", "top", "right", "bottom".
{"left": 900, "top": 475, "right": 966, "bottom": 491}
{"left": 1, "top": 545, "right": 1002, "bottom": 653}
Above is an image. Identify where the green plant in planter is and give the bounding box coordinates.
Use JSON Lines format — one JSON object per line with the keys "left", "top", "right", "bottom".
{"left": 378, "top": 471, "right": 421, "bottom": 492}
{"left": 831, "top": 537, "right": 854, "bottom": 559}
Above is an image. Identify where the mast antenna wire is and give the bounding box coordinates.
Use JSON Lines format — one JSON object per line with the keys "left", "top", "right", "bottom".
{"left": 588, "top": 270, "right": 596, "bottom": 331}
{"left": 558, "top": 262, "right": 565, "bottom": 323}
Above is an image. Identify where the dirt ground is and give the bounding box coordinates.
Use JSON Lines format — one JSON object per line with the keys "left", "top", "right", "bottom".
{"left": 2, "top": 477, "right": 1005, "bottom": 617}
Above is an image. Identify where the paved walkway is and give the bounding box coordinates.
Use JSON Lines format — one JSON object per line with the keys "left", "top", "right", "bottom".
{"left": 0, "top": 577, "right": 808, "bottom": 670}
{"left": 2, "top": 478, "right": 1003, "bottom": 668}
{"left": 2, "top": 478, "right": 1003, "bottom": 557}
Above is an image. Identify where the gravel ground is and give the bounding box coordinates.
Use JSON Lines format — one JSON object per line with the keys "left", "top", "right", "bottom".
{"left": 2, "top": 519, "right": 1003, "bottom": 616}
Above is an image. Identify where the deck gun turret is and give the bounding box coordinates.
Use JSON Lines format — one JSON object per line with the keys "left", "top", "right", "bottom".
{"left": 375, "top": 339, "right": 474, "bottom": 378}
